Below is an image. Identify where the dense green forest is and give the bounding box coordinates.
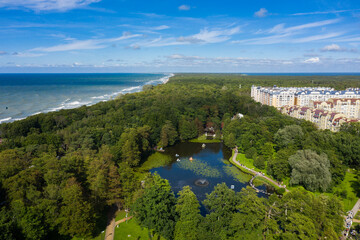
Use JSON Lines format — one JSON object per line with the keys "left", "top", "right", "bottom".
{"left": 0, "top": 74, "right": 360, "bottom": 239}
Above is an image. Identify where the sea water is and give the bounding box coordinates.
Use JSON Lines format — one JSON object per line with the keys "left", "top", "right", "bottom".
{"left": 0, "top": 73, "right": 173, "bottom": 123}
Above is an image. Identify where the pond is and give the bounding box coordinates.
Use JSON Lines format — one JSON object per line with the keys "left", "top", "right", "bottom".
{"left": 149, "top": 142, "right": 273, "bottom": 214}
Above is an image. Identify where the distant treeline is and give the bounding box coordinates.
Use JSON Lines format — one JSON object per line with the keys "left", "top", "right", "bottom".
{"left": 0, "top": 74, "right": 359, "bottom": 239}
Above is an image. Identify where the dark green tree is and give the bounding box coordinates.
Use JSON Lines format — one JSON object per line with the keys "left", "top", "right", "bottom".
{"left": 56, "top": 177, "right": 95, "bottom": 237}
{"left": 267, "top": 148, "right": 293, "bottom": 181}
{"left": 245, "top": 147, "right": 257, "bottom": 159}
{"left": 229, "top": 187, "right": 267, "bottom": 240}
{"left": 179, "top": 117, "right": 198, "bottom": 140}
{"left": 274, "top": 125, "right": 304, "bottom": 148}
{"left": 0, "top": 207, "right": 17, "bottom": 240}
{"left": 254, "top": 155, "right": 265, "bottom": 170}
{"left": 202, "top": 183, "right": 238, "bottom": 239}
{"left": 174, "top": 186, "right": 202, "bottom": 240}
{"left": 160, "top": 121, "right": 178, "bottom": 147}
{"left": 132, "top": 174, "right": 177, "bottom": 239}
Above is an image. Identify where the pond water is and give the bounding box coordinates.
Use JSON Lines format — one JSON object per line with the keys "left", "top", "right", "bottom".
{"left": 150, "top": 142, "right": 272, "bottom": 214}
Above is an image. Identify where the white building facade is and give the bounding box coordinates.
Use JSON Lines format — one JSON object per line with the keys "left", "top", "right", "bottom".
{"left": 251, "top": 85, "right": 360, "bottom": 109}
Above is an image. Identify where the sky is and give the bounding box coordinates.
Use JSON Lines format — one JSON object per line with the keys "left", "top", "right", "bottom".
{"left": 0, "top": 0, "right": 360, "bottom": 73}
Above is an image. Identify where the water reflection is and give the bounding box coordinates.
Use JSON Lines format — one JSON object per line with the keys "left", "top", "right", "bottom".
{"left": 150, "top": 142, "right": 271, "bottom": 214}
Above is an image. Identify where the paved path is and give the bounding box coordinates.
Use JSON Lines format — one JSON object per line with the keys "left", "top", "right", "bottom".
{"left": 104, "top": 216, "right": 115, "bottom": 240}
{"left": 104, "top": 206, "right": 118, "bottom": 240}
{"left": 115, "top": 216, "right": 133, "bottom": 225}
{"left": 342, "top": 198, "right": 360, "bottom": 239}
{"left": 231, "top": 151, "right": 288, "bottom": 192}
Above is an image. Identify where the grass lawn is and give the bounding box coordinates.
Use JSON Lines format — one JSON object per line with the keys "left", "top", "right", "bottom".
{"left": 355, "top": 211, "right": 360, "bottom": 220}
{"left": 114, "top": 218, "right": 166, "bottom": 240}
{"left": 115, "top": 210, "right": 127, "bottom": 222}
{"left": 189, "top": 134, "right": 221, "bottom": 143}
{"left": 231, "top": 152, "right": 280, "bottom": 190}
{"left": 329, "top": 169, "right": 359, "bottom": 212}
{"left": 72, "top": 232, "right": 105, "bottom": 240}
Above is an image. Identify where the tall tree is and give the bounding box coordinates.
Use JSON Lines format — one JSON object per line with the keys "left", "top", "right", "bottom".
{"left": 56, "top": 177, "right": 95, "bottom": 237}
{"left": 179, "top": 117, "right": 198, "bottom": 140}
{"left": 289, "top": 150, "right": 331, "bottom": 191}
{"left": 274, "top": 125, "right": 304, "bottom": 148}
{"left": 160, "top": 121, "right": 178, "bottom": 147}
{"left": 174, "top": 186, "right": 202, "bottom": 240}
{"left": 229, "top": 187, "right": 267, "bottom": 240}
{"left": 202, "top": 183, "right": 238, "bottom": 239}
{"left": 132, "top": 174, "right": 177, "bottom": 239}
{"left": 267, "top": 148, "right": 294, "bottom": 181}
{"left": 118, "top": 125, "right": 151, "bottom": 166}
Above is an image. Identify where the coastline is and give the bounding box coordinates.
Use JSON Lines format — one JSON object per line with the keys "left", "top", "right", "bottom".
{"left": 0, "top": 73, "right": 174, "bottom": 124}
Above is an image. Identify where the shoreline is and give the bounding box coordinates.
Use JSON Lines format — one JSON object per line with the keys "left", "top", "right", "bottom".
{"left": 0, "top": 73, "right": 174, "bottom": 124}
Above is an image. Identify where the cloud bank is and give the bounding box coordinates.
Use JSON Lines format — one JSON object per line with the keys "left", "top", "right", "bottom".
{"left": 0, "top": 0, "right": 101, "bottom": 12}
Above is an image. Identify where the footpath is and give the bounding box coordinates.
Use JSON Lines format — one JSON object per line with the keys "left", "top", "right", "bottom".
{"left": 104, "top": 207, "right": 133, "bottom": 240}
{"left": 342, "top": 198, "right": 360, "bottom": 239}
{"left": 231, "top": 150, "right": 288, "bottom": 192}
{"left": 104, "top": 206, "right": 117, "bottom": 240}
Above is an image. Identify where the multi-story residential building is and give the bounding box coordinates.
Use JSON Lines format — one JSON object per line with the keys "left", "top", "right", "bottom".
{"left": 310, "top": 98, "right": 360, "bottom": 119}
{"left": 281, "top": 105, "right": 358, "bottom": 132}
{"left": 251, "top": 85, "right": 360, "bottom": 108}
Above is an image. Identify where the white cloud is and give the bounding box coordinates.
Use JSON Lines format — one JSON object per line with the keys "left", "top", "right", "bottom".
{"left": 234, "top": 19, "right": 342, "bottom": 45}
{"left": 31, "top": 33, "right": 141, "bottom": 52}
{"left": 0, "top": 0, "right": 101, "bottom": 12}
{"left": 320, "top": 43, "right": 357, "bottom": 53}
{"left": 168, "top": 54, "right": 204, "bottom": 60}
{"left": 292, "top": 32, "right": 343, "bottom": 43}
{"left": 11, "top": 52, "right": 45, "bottom": 57}
{"left": 254, "top": 8, "right": 268, "bottom": 17}
{"left": 179, "top": 26, "right": 241, "bottom": 44}
{"left": 161, "top": 54, "right": 325, "bottom": 68}
{"left": 292, "top": 9, "right": 360, "bottom": 16}
{"left": 152, "top": 25, "right": 170, "bottom": 30}
{"left": 133, "top": 26, "right": 241, "bottom": 48}
{"left": 322, "top": 44, "right": 342, "bottom": 51}
{"left": 268, "top": 19, "right": 341, "bottom": 34}
{"left": 178, "top": 5, "right": 190, "bottom": 11}
{"left": 304, "top": 57, "right": 320, "bottom": 63}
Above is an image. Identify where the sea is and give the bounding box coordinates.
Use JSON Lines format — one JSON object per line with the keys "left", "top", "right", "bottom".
{"left": 0, "top": 73, "right": 173, "bottom": 124}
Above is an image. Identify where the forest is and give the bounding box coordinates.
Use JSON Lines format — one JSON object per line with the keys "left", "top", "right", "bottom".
{"left": 0, "top": 74, "right": 360, "bottom": 239}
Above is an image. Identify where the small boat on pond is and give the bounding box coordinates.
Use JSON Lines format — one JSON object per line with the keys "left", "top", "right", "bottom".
{"left": 202, "top": 143, "right": 206, "bottom": 148}
{"left": 175, "top": 154, "right": 179, "bottom": 157}
{"left": 176, "top": 159, "right": 180, "bottom": 162}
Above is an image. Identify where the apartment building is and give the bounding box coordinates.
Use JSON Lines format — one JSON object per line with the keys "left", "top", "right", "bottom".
{"left": 281, "top": 105, "right": 358, "bottom": 132}
{"left": 251, "top": 85, "right": 360, "bottom": 108}
{"left": 310, "top": 98, "right": 360, "bottom": 119}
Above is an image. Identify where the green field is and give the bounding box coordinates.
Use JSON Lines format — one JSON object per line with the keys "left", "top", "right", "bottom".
{"left": 114, "top": 218, "right": 165, "bottom": 240}
{"left": 230, "top": 152, "right": 281, "bottom": 190}
{"left": 115, "top": 210, "right": 127, "bottom": 222}
{"left": 329, "top": 170, "right": 359, "bottom": 212}
{"left": 189, "top": 134, "right": 221, "bottom": 143}
{"left": 72, "top": 232, "right": 105, "bottom": 240}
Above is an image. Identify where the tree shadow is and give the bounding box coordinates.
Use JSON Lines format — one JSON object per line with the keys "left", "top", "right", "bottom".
{"left": 350, "top": 171, "right": 360, "bottom": 198}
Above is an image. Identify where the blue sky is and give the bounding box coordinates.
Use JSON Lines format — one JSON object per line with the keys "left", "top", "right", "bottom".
{"left": 0, "top": 0, "right": 360, "bottom": 72}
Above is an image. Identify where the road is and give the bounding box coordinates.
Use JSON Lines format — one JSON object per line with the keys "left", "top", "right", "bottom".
{"left": 231, "top": 150, "right": 288, "bottom": 192}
